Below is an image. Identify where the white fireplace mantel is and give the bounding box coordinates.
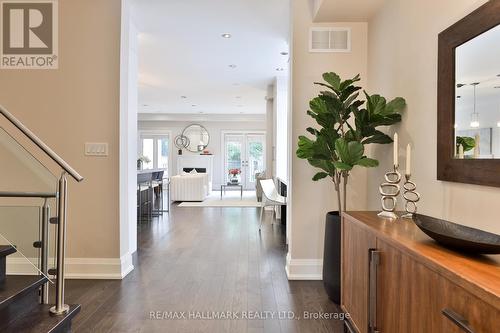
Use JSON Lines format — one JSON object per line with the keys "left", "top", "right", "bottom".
{"left": 177, "top": 154, "right": 214, "bottom": 184}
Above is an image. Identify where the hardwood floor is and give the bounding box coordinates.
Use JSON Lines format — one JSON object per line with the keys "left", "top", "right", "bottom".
{"left": 64, "top": 205, "right": 344, "bottom": 333}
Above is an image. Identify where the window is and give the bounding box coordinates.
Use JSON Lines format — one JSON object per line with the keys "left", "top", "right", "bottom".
{"left": 139, "top": 133, "right": 170, "bottom": 175}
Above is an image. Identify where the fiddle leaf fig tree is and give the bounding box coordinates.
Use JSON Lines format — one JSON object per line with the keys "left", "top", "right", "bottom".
{"left": 296, "top": 72, "right": 406, "bottom": 214}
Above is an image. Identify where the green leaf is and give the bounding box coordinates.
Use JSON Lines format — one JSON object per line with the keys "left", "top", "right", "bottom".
{"left": 386, "top": 97, "right": 406, "bottom": 115}
{"left": 322, "top": 72, "right": 341, "bottom": 90}
{"left": 306, "top": 127, "right": 319, "bottom": 136}
{"left": 456, "top": 136, "right": 475, "bottom": 152}
{"left": 356, "top": 158, "right": 379, "bottom": 167}
{"left": 333, "top": 162, "right": 353, "bottom": 171}
{"left": 335, "top": 138, "right": 349, "bottom": 162}
{"left": 334, "top": 139, "right": 364, "bottom": 166}
{"left": 362, "top": 130, "right": 393, "bottom": 144}
{"left": 347, "top": 141, "right": 364, "bottom": 162}
{"left": 312, "top": 172, "right": 329, "bottom": 181}
{"left": 309, "top": 97, "right": 328, "bottom": 115}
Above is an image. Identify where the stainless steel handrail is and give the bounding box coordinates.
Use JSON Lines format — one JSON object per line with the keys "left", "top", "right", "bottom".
{"left": 0, "top": 105, "right": 83, "bottom": 182}
{"left": 0, "top": 191, "right": 57, "bottom": 198}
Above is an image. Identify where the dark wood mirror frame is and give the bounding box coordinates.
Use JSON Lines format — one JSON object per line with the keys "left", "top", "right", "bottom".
{"left": 437, "top": 0, "right": 500, "bottom": 187}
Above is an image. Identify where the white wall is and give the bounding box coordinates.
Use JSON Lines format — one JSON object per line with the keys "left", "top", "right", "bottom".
{"left": 266, "top": 84, "right": 275, "bottom": 178}
{"left": 367, "top": 0, "right": 500, "bottom": 235}
{"left": 287, "top": 0, "right": 368, "bottom": 279}
{"left": 138, "top": 120, "right": 266, "bottom": 188}
{"left": 120, "top": 0, "right": 139, "bottom": 262}
{"left": 0, "top": 0, "right": 129, "bottom": 279}
{"left": 274, "top": 75, "right": 290, "bottom": 182}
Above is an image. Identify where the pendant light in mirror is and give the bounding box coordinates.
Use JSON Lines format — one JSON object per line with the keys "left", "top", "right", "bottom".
{"left": 496, "top": 86, "right": 500, "bottom": 127}
{"left": 470, "top": 82, "right": 480, "bottom": 128}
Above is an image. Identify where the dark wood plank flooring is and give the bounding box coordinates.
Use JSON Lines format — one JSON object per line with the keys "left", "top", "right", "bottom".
{"left": 64, "top": 204, "right": 344, "bottom": 332}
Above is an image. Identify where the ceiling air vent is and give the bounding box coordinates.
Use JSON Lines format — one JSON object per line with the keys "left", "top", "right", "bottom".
{"left": 309, "top": 27, "right": 351, "bottom": 53}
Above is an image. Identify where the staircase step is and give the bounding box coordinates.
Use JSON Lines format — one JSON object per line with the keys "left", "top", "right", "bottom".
{"left": 0, "top": 275, "right": 47, "bottom": 310}
{"left": 0, "top": 246, "right": 17, "bottom": 282}
{"left": 0, "top": 246, "right": 16, "bottom": 258}
{"left": 3, "top": 304, "right": 81, "bottom": 333}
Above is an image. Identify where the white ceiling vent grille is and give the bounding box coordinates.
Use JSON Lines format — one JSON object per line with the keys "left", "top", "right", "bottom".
{"left": 309, "top": 27, "right": 351, "bottom": 53}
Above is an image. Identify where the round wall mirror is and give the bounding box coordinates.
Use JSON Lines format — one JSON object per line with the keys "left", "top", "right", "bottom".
{"left": 181, "top": 124, "right": 210, "bottom": 152}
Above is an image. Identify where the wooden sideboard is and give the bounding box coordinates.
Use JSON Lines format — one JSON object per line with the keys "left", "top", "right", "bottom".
{"left": 341, "top": 212, "right": 500, "bottom": 333}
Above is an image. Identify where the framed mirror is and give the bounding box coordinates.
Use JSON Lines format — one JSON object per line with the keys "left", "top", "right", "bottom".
{"left": 438, "top": 0, "right": 500, "bottom": 187}
{"left": 181, "top": 124, "right": 210, "bottom": 153}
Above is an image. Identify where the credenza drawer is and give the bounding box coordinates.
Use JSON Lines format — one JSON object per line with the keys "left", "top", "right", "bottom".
{"left": 438, "top": 278, "right": 499, "bottom": 333}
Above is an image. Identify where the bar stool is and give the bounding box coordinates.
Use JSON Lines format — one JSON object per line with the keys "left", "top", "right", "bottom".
{"left": 152, "top": 171, "right": 165, "bottom": 216}
{"left": 137, "top": 172, "right": 153, "bottom": 223}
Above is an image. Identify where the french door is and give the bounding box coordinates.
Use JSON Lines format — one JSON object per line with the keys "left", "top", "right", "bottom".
{"left": 139, "top": 133, "right": 170, "bottom": 175}
{"left": 223, "top": 132, "right": 266, "bottom": 190}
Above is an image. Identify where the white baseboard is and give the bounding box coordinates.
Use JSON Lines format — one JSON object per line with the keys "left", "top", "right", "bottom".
{"left": 285, "top": 252, "right": 323, "bottom": 280}
{"left": 6, "top": 253, "right": 134, "bottom": 280}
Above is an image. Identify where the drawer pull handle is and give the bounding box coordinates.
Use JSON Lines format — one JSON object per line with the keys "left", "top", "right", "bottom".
{"left": 442, "top": 308, "right": 475, "bottom": 333}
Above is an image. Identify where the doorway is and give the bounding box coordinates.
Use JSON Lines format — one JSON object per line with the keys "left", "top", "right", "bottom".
{"left": 138, "top": 132, "right": 170, "bottom": 176}
{"left": 223, "top": 132, "right": 266, "bottom": 190}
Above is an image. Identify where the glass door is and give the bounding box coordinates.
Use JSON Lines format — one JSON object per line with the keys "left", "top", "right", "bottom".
{"left": 139, "top": 133, "right": 170, "bottom": 175}
{"left": 224, "top": 132, "right": 265, "bottom": 190}
{"left": 224, "top": 134, "right": 245, "bottom": 186}
{"left": 246, "top": 134, "right": 266, "bottom": 189}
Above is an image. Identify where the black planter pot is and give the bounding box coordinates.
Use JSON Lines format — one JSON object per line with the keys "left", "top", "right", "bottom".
{"left": 323, "top": 211, "right": 341, "bottom": 304}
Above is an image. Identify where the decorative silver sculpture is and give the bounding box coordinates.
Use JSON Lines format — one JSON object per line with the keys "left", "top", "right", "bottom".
{"left": 401, "top": 174, "right": 420, "bottom": 218}
{"left": 378, "top": 165, "right": 401, "bottom": 219}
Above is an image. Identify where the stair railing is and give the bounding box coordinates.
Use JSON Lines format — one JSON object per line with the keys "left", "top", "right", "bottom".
{"left": 0, "top": 105, "right": 83, "bottom": 315}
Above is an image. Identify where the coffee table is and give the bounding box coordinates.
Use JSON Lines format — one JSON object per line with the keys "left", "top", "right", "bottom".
{"left": 221, "top": 182, "right": 243, "bottom": 199}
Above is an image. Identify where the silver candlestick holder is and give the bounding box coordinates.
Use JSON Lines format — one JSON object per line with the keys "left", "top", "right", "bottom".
{"left": 401, "top": 174, "right": 420, "bottom": 219}
{"left": 378, "top": 165, "right": 402, "bottom": 219}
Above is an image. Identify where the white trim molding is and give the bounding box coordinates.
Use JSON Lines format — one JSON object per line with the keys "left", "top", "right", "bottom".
{"left": 285, "top": 252, "right": 322, "bottom": 280}
{"left": 6, "top": 253, "right": 134, "bottom": 280}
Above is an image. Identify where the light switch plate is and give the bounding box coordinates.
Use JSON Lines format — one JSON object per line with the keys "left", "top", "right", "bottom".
{"left": 85, "top": 143, "right": 108, "bottom": 156}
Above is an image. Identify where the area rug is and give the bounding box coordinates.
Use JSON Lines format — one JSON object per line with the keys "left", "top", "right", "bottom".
{"left": 178, "top": 190, "right": 262, "bottom": 208}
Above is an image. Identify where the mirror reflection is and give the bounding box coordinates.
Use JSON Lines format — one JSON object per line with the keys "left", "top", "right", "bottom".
{"left": 182, "top": 124, "right": 210, "bottom": 153}
{"left": 455, "top": 24, "right": 500, "bottom": 159}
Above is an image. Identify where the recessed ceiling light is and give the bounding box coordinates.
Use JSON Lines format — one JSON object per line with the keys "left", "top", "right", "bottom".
{"left": 228, "top": 64, "right": 237, "bottom": 68}
{"left": 221, "top": 33, "right": 232, "bottom": 38}
{"left": 181, "top": 96, "right": 187, "bottom": 99}
{"left": 191, "top": 104, "right": 197, "bottom": 107}
{"left": 280, "top": 51, "right": 289, "bottom": 56}
{"left": 143, "top": 104, "right": 148, "bottom": 107}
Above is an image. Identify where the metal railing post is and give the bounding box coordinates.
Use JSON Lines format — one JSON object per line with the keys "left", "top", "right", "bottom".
{"left": 50, "top": 173, "right": 69, "bottom": 315}
{"left": 40, "top": 199, "right": 50, "bottom": 304}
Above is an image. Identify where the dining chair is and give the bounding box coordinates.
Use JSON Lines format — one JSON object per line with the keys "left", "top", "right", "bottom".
{"left": 259, "top": 179, "right": 287, "bottom": 231}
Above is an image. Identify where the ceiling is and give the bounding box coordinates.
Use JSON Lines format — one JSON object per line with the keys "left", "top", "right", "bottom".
{"left": 312, "top": 0, "right": 386, "bottom": 22}
{"left": 455, "top": 24, "right": 500, "bottom": 130}
{"left": 132, "top": 0, "right": 290, "bottom": 115}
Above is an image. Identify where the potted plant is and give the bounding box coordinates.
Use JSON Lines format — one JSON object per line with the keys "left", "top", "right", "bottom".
{"left": 137, "top": 155, "right": 151, "bottom": 170}
{"left": 456, "top": 136, "right": 475, "bottom": 157}
{"left": 296, "top": 72, "right": 406, "bottom": 303}
{"left": 228, "top": 168, "right": 241, "bottom": 184}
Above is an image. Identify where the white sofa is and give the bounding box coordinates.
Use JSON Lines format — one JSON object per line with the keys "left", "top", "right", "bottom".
{"left": 170, "top": 173, "right": 211, "bottom": 202}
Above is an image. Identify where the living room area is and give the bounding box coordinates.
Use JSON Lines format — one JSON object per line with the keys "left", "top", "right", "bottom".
{"left": 133, "top": 0, "right": 290, "bottom": 214}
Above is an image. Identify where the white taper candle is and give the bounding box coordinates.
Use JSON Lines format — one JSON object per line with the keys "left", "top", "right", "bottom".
{"left": 406, "top": 143, "right": 411, "bottom": 176}
{"left": 393, "top": 133, "right": 399, "bottom": 167}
